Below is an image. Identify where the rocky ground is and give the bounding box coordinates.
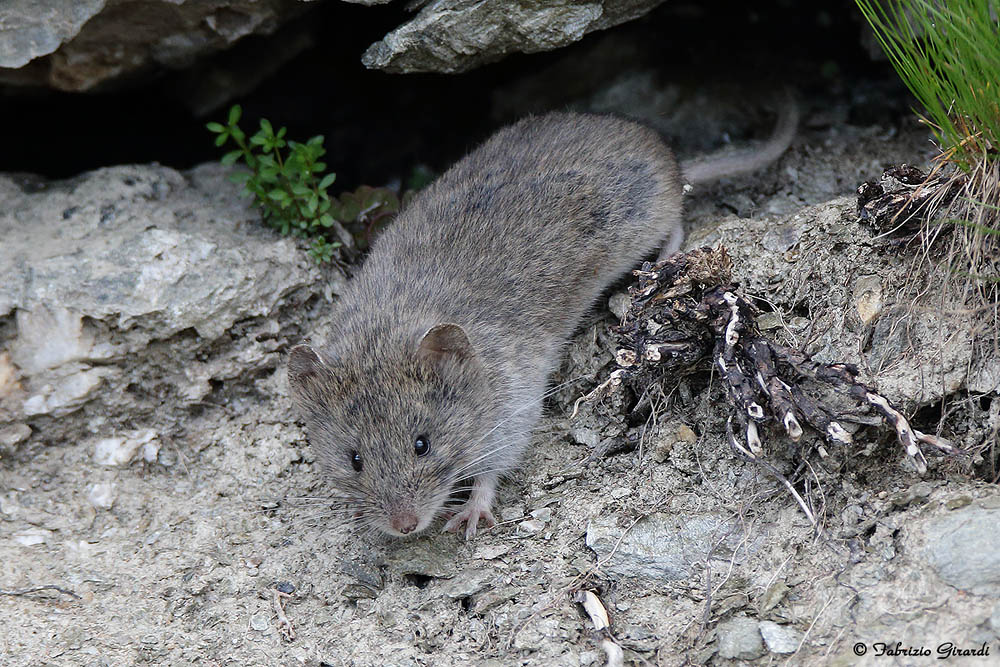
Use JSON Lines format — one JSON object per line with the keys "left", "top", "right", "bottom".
{"left": 3, "top": 77, "right": 1000, "bottom": 667}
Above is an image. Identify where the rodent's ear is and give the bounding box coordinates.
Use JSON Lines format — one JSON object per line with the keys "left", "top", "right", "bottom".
{"left": 416, "top": 323, "right": 479, "bottom": 368}
{"left": 288, "top": 344, "right": 335, "bottom": 400}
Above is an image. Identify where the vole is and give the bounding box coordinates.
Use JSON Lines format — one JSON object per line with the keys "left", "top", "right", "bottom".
{"left": 289, "top": 101, "right": 798, "bottom": 538}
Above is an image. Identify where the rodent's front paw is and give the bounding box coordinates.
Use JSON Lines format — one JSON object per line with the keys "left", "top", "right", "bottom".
{"left": 443, "top": 504, "right": 497, "bottom": 540}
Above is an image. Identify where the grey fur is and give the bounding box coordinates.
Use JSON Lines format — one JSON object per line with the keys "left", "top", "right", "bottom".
{"left": 288, "top": 109, "right": 794, "bottom": 538}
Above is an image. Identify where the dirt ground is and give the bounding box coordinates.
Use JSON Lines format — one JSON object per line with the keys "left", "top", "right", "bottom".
{"left": 3, "top": 89, "right": 999, "bottom": 667}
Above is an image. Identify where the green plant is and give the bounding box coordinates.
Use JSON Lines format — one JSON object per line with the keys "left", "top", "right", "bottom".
{"left": 856, "top": 0, "right": 999, "bottom": 170}
{"left": 207, "top": 105, "right": 341, "bottom": 263}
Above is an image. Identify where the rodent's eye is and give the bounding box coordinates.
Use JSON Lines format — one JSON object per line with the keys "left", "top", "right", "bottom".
{"left": 350, "top": 449, "right": 363, "bottom": 472}
{"left": 414, "top": 435, "right": 430, "bottom": 457}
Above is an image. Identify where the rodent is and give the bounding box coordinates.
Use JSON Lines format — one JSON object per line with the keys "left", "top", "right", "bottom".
{"left": 288, "top": 101, "right": 798, "bottom": 539}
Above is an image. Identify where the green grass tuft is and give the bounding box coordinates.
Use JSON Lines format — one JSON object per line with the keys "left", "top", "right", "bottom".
{"left": 856, "top": 0, "right": 999, "bottom": 170}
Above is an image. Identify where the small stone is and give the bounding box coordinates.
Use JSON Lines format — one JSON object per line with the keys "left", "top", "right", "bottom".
{"left": 852, "top": 275, "right": 884, "bottom": 325}
{"left": 474, "top": 544, "right": 511, "bottom": 560}
{"left": 13, "top": 527, "right": 52, "bottom": 546}
{"left": 945, "top": 496, "right": 973, "bottom": 510}
{"left": 249, "top": 612, "right": 270, "bottom": 632}
{"left": 570, "top": 427, "right": 602, "bottom": 448}
{"left": 518, "top": 519, "right": 545, "bottom": 534}
{"left": 716, "top": 615, "right": 765, "bottom": 660}
{"left": 87, "top": 482, "right": 116, "bottom": 509}
{"left": 0, "top": 423, "right": 31, "bottom": 448}
{"left": 93, "top": 429, "right": 159, "bottom": 467}
{"left": 759, "top": 620, "right": 803, "bottom": 654}
{"left": 443, "top": 569, "right": 492, "bottom": 598}
{"left": 530, "top": 507, "right": 552, "bottom": 522}
{"left": 759, "top": 581, "right": 789, "bottom": 615}
{"left": 275, "top": 582, "right": 295, "bottom": 594}
{"left": 500, "top": 506, "right": 524, "bottom": 522}
{"left": 608, "top": 292, "right": 630, "bottom": 319}
{"left": 610, "top": 487, "right": 631, "bottom": 499}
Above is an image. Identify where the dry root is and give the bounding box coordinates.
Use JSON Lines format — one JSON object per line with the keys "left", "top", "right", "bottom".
{"left": 612, "top": 247, "right": 956, "bottom": 487}
{"left": 857, "top": 163, "right": 967, "bottom": 238}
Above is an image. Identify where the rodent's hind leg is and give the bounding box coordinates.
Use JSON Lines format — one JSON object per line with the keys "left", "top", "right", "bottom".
{"left": 443, "top": 473, "right": 498, "bottom": 539}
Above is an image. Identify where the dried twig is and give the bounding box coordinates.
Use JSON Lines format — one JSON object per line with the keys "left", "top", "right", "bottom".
{"left": 272, "top": 588, "right": 296, "bottom": 641}
{"left": 574, "top": 590, "right": 624, "bottom": 667}
{"left": 0, "top": 585, "right": 81, "bottom": 599}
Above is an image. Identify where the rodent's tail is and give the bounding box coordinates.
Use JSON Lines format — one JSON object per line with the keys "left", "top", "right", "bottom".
{"left": 680, "top": 87, "right": 799, "bottom": 187}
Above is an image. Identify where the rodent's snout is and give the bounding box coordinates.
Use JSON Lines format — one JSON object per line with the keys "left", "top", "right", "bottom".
{"left": 390, "top": 511, "right": 419, "bottom": 535}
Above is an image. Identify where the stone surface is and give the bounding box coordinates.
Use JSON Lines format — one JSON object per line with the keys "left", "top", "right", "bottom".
{"left": 585, "top": 513, "right": 760, "bottom": 581}
{"left": 759, "top": 621, "right": 803, "bottom": 654}
{"left": 716, "top": 615, "right": 765, "bottom": 660}
{"left": 921, "top": 505, "right": 1000, "bottom": 596}
{"left": 0, "top": 162, "right": 328, "bottom": 435}
{"left": 0, "top": 0, "right": 105, "bottom": 69}
{"left": 362, "top": 0, "right": 670, "bottom": 73}
{"left": 0, "top": 0, "right": 303, "bottom": 91}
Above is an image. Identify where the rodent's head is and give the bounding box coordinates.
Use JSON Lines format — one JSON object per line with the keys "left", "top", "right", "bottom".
{"left": 288, "top": 323, "right": 493, "bottom": 537}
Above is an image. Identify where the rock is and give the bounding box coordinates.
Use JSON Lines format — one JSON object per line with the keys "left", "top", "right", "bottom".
{"left": 530, "top": 507, "right": 553, "bottom": 522}
{"left": 0, "top": 1, "right": 304, "bottom": 91}
{"left": 759, "top": 621, "right": 803, "bottom": 654}
{"left": 362, "top": 0, "right": 670, "bottom": 74}
{"left": 518, "top": 519, "right": 545, "bottom": 534}
{"left": 0, "top": 1, "right": 105, "bottom": 69}
{"left": 87, "top": 482, "right": 117, "bottom": 509}
{"left": 442, "top": 569, "right": 492, "bottom": 598}
{"left": 0, "top": 423, "right": 31, "bottom": 449}
{"left": 0, "top": 162, "right": 327, "bottom": 438}
{"left": 12, "top": 527, "right": 53, "bottom": 546}
{"left": 385, "top": 538, "right": 460, "bottom": 579}
{"left": 921, "top": 504, "right": 1000, "bottom": 596}
{"left": 585, "top": 513, "right": 760, "bottom": 580}
{"left": 474, "top": 544, "right": 511, "bottom": 560}
{"left": 93, "top": 429, "right": 159, "bottom": 467}
{"left": 716, "top": 615, "right": 765, "bottom": 660}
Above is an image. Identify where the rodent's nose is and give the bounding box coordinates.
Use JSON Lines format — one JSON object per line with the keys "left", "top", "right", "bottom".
{"left": 391, "top": 512, "right": 419, "bottom": 535}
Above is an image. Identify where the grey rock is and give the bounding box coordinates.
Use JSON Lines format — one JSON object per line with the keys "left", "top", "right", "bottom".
{"left": 362, "top": 0, "right": 670, "bottom": 74}
{"left": 585, "top": 513, "right": 759, "bottom": 581}
{"left": 0, "top": 0, "right": 302, "bottom": 91}
{"left": 922, "top": 505, "right": 1000, "bottom": 596}
{"left": 0, "top": 423, "right": 31, "bottom": 448}
{"left": 716, "top": 615, "right": 765, "bottom": 660}
{"left": 442, "top": 568, "right": 492, "bottom": 598}
{"left": 385, "top": 538, "right": 460, "bottom": 579}
{"left": 759, "top": 621, "right": 802, "bottom": 654}
{"left": 0, "top": 162, "right": 327, "bottom": 433}
{"left": 0, "top": 0, "right": 105, "bottom": 69}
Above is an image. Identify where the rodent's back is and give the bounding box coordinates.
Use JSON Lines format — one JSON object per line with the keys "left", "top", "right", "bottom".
{"left": 336, "top": 112, "right": 683, "bottom": 365}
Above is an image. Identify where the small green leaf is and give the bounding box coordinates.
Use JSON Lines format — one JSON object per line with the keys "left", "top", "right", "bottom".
{"left": 228, "top": 105, "right": 242, "bottom": 126}
{"left": 314, "top": 162, "right": 327, "bottom": 172}
{"left": 319, "top": 214, "right": 334, "bottom": 228}
{"left": 318, "top": 173, "right": 337, "bottom": 190}
{"left": 229, "top": 171, "right": 251, "bottom": 184}
{"left": 206, "top": 122, "right": 225, "bottom": 133}
{"left": 214, "top": 133, "right": 228, "bottom": 147}
{"left": 260, "top": 118, "right": 274, "bottom": 136}
{"left": 220, "top": 150, "right": 242, "bottom": 166}
{"left": 231, "top": 126, "right": 246, "bottom": 142}
{"left": 250, "top": 131, "right": 267, "bottom": 147}
{"left": 268, "top": 189, "right": 289, "bottom": 202}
